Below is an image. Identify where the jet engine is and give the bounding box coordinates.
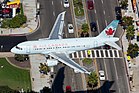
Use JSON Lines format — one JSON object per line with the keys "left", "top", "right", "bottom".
{"left": 46, "top": 59, "right": 58, "bottom": 67}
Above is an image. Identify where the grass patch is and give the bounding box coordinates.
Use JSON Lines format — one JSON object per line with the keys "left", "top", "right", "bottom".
{"left": 73, "top": 0, "right": 84, "bottom": 16}
{"left": 0, "top": 58, "right": 31, "bottom": 91}
{"left": 82, "top": 58, "right": 92, "bottom": 65}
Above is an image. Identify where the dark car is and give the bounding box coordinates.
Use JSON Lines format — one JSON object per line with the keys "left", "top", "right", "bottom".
{"left": 115, "top": 7, "right": 122, "bottom": 23}
{"left": 137, "top": 36, "right": 139, "bottom": 41}
{"left": 87, "top": 0, "right": 94, "bottom": 10}
{"left": 90, "top": 22, "right": 97, "bottom": 32}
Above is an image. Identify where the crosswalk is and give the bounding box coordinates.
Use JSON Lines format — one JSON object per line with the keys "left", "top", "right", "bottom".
{"left": 70, "top": 49, "right": 122, "bottom": 59}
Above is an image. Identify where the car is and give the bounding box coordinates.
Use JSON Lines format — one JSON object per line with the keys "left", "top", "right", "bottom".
{"left": 66, "top": 86, "right": 72, "bottom": 93}
{"left": 68, "top": 24, "right": 74, "bottom": 33}
{"left": 87, "top": 0, "right": 94, "bottom": 10}
{"left": 99, "top": 70, "right": 105, "bottom": 80}
{"left": 115, "top": 7, "right": 122, "bottom": 23}
{"left": 90, "top": 22, "right": 97, "bottom": 32}
{"left": 63, "top": 0, "right": 69, "bottom": 8}
{"left": 137, "top": 36, "right": 139, "bottom": 41}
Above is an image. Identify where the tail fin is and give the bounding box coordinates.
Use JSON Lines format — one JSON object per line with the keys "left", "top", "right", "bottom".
{"left": 97, "top": 20, "right": 119, "bottom": 38}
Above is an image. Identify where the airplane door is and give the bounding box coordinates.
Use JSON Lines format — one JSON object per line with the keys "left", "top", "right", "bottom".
{"left": 26, "top": 46, "right": 30, "bottom": 53}
{"left": 94, "top": 41, "right": 98, "bottom": 48}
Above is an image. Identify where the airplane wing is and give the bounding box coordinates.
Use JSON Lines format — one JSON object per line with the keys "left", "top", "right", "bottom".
{"left": 48, "top": 11, "right": 66, "bottom": 39}
{"left": 48, "top": 52, "right": 90, "bottom": 74}
{"left": 105, "top": 41, "right": 121, "bottom": 50}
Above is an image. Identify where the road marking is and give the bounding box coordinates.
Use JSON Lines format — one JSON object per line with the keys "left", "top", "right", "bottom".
{"left": 72, "top": 53, "right": 74, "bottom": 58}
{"left": 103, "top": 10, "right": 105, "bottom": 15}
{"left": 61, "top": 1, "right": 62, "bottom": 5}
{"left": 103, "top": 50, "right": 106, "bottom": 58}
{"left": 112, "top": 50, "right": 115, "bottom": 58}
{"left": 107, "top": 50, "right": 110, "bottom": 57}
{"left": 98, "top": 50, "right": 101, "bottom": 58}
{"left": 76, "top": 52, "right": 79, "bottom": 58}
{"left": 85, "top": 50, "right": 88, "bottom": 58}
{"left": 116, "top": 50, "right": 119, "bottom": 58}
{"left": 94, "top": 9, "right": 96, "bottom": 14}
{"left": 53, "top": 11, "right": 55, "bottom": 16}
{"left": 101, "top": 0, "right": 103, "bottom": 4}
{"left": 94, "top": 50, "right": 97, "bottom": 58}
{"left": 90, "top": 50, "right": 93, "bottom": 58}
{"left": 105, "top": 20, "right": 108, "bottom": 26}
{"left": 80, "top": 51, "right": 84, "bottom": 58}
{"left": 52, "top": 1, "right": 53, "bottom": 5}
{"left": 96, "top": 20, "right": 100, "bottom": 33}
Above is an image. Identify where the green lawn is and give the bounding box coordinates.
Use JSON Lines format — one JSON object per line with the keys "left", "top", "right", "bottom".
{"left": 0, "top": 58, "right": 31, "bottom": 92}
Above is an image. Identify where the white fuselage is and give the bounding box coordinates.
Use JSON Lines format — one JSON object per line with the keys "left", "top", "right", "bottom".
{"left": 11, "top": 37, "right": 119, "bottom": 54}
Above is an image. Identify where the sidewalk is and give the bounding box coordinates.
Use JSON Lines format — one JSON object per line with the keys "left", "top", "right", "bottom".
{"left": 29, "top": 54, "right": 51, "bottom": 92}
{"left": 0, "top": 0, "right": 39, "bottom": 35}
{"left": 122, "top": 0, "right": 139, "bottom": 93}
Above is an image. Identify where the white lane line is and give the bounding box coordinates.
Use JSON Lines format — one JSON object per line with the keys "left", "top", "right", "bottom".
{"left": 116, "top": 50, "right": 119, "bottom": 58}
{"left": 103, "top": 10, "right": 105, "bottom": 15}
{"left": 103, "top": 50, "right": 106, "bottom": 58}
{"left": 53, "top": 11, "right": 55, "bottom": 16}
{"left": 80, "top": 51, "right": 84, "bottom": 58}
{"left": 101, "top": 0, "right": 103, "bottom": 4}
{"left": 72, "top": 53, "right": 74, "bottom": 58}
{"left": 112, "top": 50, "right": 115, "bottom": 58}
{"left": 105, "top": 20, "right": 108, "bottom": 26}
{"left": 90, "top": 50, "right": 93, "bottom": 58}
{"left": 94, "top": 9, "right": 96, "bottom": 14}
{"left": 98, "top": 50, "right": 101, "bottom": 58}
{"left": 103, "top": 58, "right": 108, "bottom": 80}
{"left": 52, "top": 1, "right": 53, "bottom": 5}
{"left": 94, "top": 50, "right": 97, "bottom": 58}
{"left": 85, "top": 50, "right": 88, "bottom": 58}
{"left": 96, "top": 20, "right": 100, "bottom": 33}
{"left": 61, "top": 1, "right": 62, "bottom": 5}
{"left": 107, "top": 50, "right": 110, "bottom": 57}
{"left": 76, "top": 52, "right": 79, "bottom": 58}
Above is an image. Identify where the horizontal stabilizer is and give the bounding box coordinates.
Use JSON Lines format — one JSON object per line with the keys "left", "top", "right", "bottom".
{"left": 105, "top": 41, "right": 121, "bottom": 50}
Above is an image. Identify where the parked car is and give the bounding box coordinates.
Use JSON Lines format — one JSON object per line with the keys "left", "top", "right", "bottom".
{"left": 115, "top": 7, "right": 122, "bottom": 23}
{"left": 66, "top": 86, "right": 72, "bottom": 93}
{"left": 99, "top": 70, "right": 105, "bottom": 80}
{"left": 90, "top": 22, "right": 97, "bottom": 32}
{"left": 64, "top": 0, "right": 69, "bottom": 8}
{"left": 68, "top": 24, "right": 74, "bottom": 33}
{"left": 87, "top": 0, "right": 94, "bottom": 10}
{"left": 137, "top": 36, "right": 139, "bottom": 41}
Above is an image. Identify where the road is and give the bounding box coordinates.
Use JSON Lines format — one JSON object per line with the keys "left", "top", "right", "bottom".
{"left": 87, "top": 0, "right": 130, "bottom": 93}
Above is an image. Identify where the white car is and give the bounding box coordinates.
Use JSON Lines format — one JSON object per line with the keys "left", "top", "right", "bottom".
{"left": 99, "top": 70, "right": 105, "bottom": 80}
{"left": 68, "top": 24, "right": 74, "bottom": 33}
{"left": 64, "top": 0, "right": 69, "bottom": 8}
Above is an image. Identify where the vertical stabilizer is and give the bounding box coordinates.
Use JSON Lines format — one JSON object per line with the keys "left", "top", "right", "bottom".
{"left": 97, "top": 20, "right": 119, "bottom": 38}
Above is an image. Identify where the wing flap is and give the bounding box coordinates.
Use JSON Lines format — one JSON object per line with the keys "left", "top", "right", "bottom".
{"left": 48, "top": 53, "right": 90, "bottom": 74}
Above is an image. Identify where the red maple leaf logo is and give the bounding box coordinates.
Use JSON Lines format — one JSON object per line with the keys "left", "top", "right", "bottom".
{"left": 105, "top": 28, "right": 115, "bottom": 35}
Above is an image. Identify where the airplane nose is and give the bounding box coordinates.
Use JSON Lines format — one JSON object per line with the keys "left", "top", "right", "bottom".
{"left": 11, "top": 47, "right": 16, "bottom": 53}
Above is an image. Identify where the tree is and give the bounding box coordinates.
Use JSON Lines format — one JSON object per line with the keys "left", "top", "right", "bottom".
{"left": 122, "top": 16, "right": 133, "bottom": 27}
{"left": 120, "top": 0, "right": 128, "bottom": 9}
{"left": 126, "top": 25, "right": 135, "bottom": 42}
{"left": 87, "top": 71, "right": 98, "bottom": 88}
{"left": 127, "top": 43, "right": 139, "bottom": 58}
{"left": 82, "top": 23, "right": 89, "bottom": 33}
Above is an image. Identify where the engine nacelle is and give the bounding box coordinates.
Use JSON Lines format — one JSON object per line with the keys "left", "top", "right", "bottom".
{"left": 46, "top": 59, "right": 58, "bottom": 67}
{"left": 74, "top": 69, "right": 80, "bottom": 73}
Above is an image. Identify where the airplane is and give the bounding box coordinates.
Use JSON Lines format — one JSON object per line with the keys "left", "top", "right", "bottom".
{"left": 11, "top": 11, "right": 121, "bottom": 74}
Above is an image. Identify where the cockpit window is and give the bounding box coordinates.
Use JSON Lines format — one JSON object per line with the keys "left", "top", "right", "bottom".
{"left": 16, "top": 46, "right": 22, "bottom": 50}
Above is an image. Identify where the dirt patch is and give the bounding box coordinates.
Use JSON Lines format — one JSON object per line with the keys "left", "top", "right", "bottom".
{"left": 7, "top": 57, "right": 30, "bottom": 69}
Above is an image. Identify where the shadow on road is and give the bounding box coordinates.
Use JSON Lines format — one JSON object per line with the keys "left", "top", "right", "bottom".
{"left": 52, "top": 67, "right": 65, "bottom": 93}
{"left": 73, "top": 80, "right": 115, "bottom": 93}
